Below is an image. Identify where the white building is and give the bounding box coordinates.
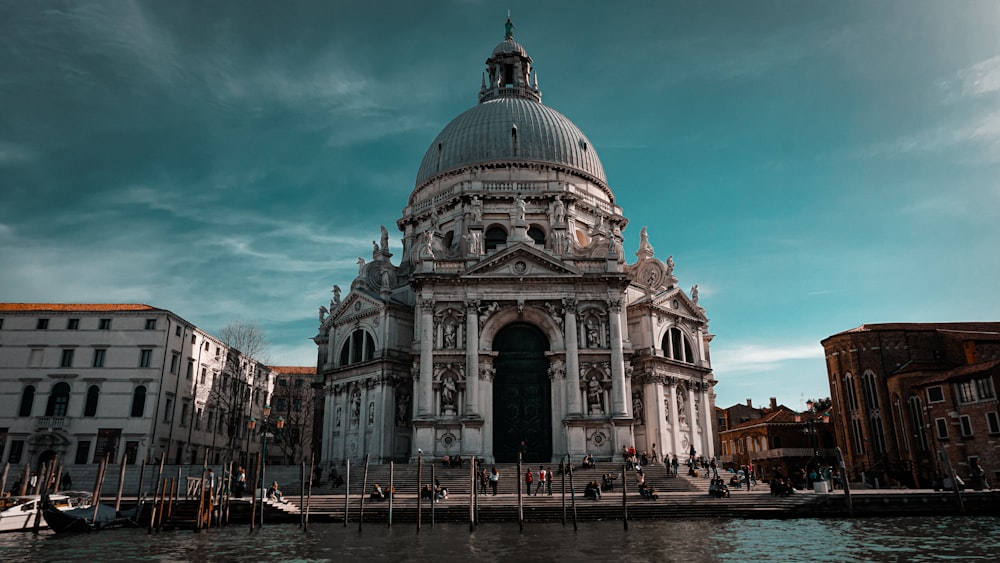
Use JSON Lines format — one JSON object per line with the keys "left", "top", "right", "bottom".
{"left": 0, "top": 303, "right": 275, "bottom": 469}
{"left": 315, "top": 20, "right": 716, "bottom": 465}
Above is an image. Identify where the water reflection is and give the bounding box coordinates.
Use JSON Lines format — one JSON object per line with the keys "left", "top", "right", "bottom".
{"left": 2, "top": 517, "right": 998, "bottom": 562}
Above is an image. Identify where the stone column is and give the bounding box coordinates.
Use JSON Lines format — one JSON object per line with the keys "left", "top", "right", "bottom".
{"left": 418, "top": 299, "right": 435, "bottom": 417}
{"left": 608, "top": 300, "right": 628, "bottom": 417}
{"left": 668, "top": 381, "right": 680, "bottom": 458}
{"left": 465, "top": 300, "right": 479, "bottom": 417}
{"left": 687, "top": 385, "right": 697, "bottom": 455}
{"left": 563, "top": 299, "right": 581, "bottom": 416}
{"left": 700, "top": 384, "right": 714, "bottom": 458}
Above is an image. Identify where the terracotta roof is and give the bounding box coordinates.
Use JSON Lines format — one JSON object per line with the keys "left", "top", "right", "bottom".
{"left": 831, "top": 322, "right": 1000, "bottom": 337}
{"left": 270, "top": 366, "right": 317, "bottom": 375}
{"left": 910, "top": 359, "right": 1000, "bottom": 386}
{"left": 0, "top": 303, "right": 161, "bottom": 312}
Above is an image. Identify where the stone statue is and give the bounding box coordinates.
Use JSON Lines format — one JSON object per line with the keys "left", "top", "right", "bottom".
{"left": 372, "top": 240, "right": 379, "bottom": 258}
{"left": 441, "top": 375, "right": 457, "bottom": 407}
{"left": 479, "top": 301, "right": 499, "bottom": 330}
{"left": 368, "top": 401, "right": 375, "bottom": 425}
{"left": 691, "top": 284, "right": 699, "bottom": 304}
{"left": 357, "top": 257, "right": 365, "bottom": 276}
{"left": 677, "top": 393, "right": 686, "bottom": 425}
{"left": 632, "top": 391, "right": 644, "bottom": 424}
{"left": 586, "top": 319, "right": 600, "bottom": 348}
{"left": 381, "top": 266, "right": 391, "bottom": 291}
{"left": 395, "top": 391, "right": 409, "bottom": 426}
{"left": 352, "top": 388, "right": 361, "bottom": 422}
{"left": 666, "top": 255, "right": 674, "bottom": 275}
{"left": 552, "top": 196, "right": 565, "bottom": 224}
{"left": 468, "top": 230, "right": 483, "bottom": 256}
{"left": 470, "top": 196, "right": 483, "bottom": 223}
{"left": 332, "top": 285, "right": 342, "bottom": 305}
{"left": 444, "top": 322, "right": 457, "bottom": 348}
{"left": 513, "top": 193, "right": 526, "bottom": 223}
{"left": 336, "top": 407, "right": 342, "bottom": 428}
{"left": 587, "top": 376, "right": 603, "bottom": 414}
{"left": 424, "top": 232, "right": 435, "bottom": 259}
{"left": 504, "top": 15, "right": 514, "bottom": 40}
{"left": 640, "top": 226, "right": 650, "bottom": 249}
{"left": 380, "top": 225, "right": 389, "bottom": 252}
{"left": 663, "top": 397, "right": 670, "bottom": 423}
{"left": 429, "top": 208, "right": 439, "bottom": 231}
{"left": 318, "top": 305, "right": 328, "bottom": 323}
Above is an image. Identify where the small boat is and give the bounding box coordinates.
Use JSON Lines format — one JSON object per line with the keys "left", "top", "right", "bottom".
{"left": 41, "top": 498, "right": 142, "bottom": 534}
{"left": 0, "top": 492, "right": 92, "bottom": 533}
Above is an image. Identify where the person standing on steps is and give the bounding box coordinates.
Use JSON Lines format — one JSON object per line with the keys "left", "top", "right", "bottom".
{"left": 535, "top": 467, "right": 546, "bottom": 496}
{"left": 546, "top": 466, "right": 553, "bottom": 495}
{"left": 489, "top": 466, "right": 499, "bottom": 496}
{"left": 525, "top": 467, "right": 534, "bottom": 496}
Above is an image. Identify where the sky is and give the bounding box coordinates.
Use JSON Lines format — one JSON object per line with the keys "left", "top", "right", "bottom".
{"left": 2, "top": 1, "right": 999, "bottom": 411}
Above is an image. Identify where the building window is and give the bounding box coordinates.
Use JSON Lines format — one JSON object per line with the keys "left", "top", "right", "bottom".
{"left": 339, "top": 329, "right": 375, "bottom": 366}
{"left": 935, "top": 417, "right": 949, "bottom": 440}
{"left": 204, "top": 342, "right": 209, "bottom": 352}
{"left": 851, "top": 417, "right": 865, "bottom": 454}
{"left": 0, "top": 318, "right": 4, "bottom": 329}
{"left": 67, "top": 318, "right": 80, "bottom": 330}
{"left": 75, "top": 440, "right": 91, "bottom": 464}
{"left": 957, "top": 380, "right": 976, "bottom": 404}
{"left": 37, "top": 318, "right": 49, "bottom": 329}
{"left": 60, "top": 349, "right": 74, "bottom": 368}
{"left": 46, "top": 381, "right": 71, "bottom": 416}
{"left": 83, "top": 385, "right": 100, "bottom": 417}
{"left": 170, "top": 353, "right": 179, "bottom": 374}
{"left": 200, "top": 368, "right": 207, "bottom": 384}
{"left": 131, "top": 386, "right": 147, "bottom": 417}
{"left": 844, "top": 374, "right": 859, "bottom": 411}
{"left": 175, "top": 326, "right": 182, "bottom": 337}
{"left": 93, "top": 348, "right": 106, "bottom": 368}
{"left": 186, "top": 360, "right": 194, "bottom": 380}
{"left": 861, "top": 371, "right": 879, "bottom": 411}
{"left": 99, "top": 318, "right": 111, "bottom": 330}
{"left": 975, "top": 377, "right": 996, "bottom": 400}
{"left": 206, "top": 410, "right": 215, "bottom": 431}
{"left": 926, "top": 386, "right": 944, "bottom": 403}
{"left": 124, "top": 441, "right": 139, "bottom": 464}
{"left": 180, "top": 402, "right": 190, "bottom": 427}
{"left": 9, "top": 440, "right": 24, "bottom": 464}
{"left": 19, "top": 385, "right": 35, "bottom": 417}
{"left": 907, "top": 395, "right": 928, "bottom": 452}
{"left": 194, "top": 407, "right": 203, "bottom": 430}
{"left": 959, "top": 415, "right": 973, "bottom": 438}
{"left": 986, "top": 411, "right": 1000, "bottom": 435}
{"left": 145, "top": 319, "right": 157, "bottom": 330}
{"left": 139, "top": 349, "right": 153, "bottom": 368}
{"left": 485, "top": 226, "right": 508, "bottom": 251}
{"left": 163, "top": 398, "right": 172, "bottom": 422}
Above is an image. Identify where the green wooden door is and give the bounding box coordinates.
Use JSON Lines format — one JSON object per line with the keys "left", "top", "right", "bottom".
{"left": 493, "top": 324, "right": 551, "bottom": 463}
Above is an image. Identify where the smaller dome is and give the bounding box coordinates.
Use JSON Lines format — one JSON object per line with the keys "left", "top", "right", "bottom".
{"left": 492, "top": 38, "right": 527, "bottom": 58}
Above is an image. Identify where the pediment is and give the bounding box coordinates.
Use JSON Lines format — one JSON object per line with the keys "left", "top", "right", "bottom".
{"left": 651, "top": 288, "right": 706, "bottom": 321}
{"left": 331, "top": 291, "right": 383, "bottom": 322}
{"left": 462, "top": 243, "right": 583, "bottom": 279}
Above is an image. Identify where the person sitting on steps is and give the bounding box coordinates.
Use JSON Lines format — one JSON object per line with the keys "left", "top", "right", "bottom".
{"left": 267, "top": 481, "right": 286, "bottom": 503}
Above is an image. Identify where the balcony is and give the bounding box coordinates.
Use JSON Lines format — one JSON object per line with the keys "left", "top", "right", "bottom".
{"left": 35, "top": 416, "right": 70, "bottom": 429}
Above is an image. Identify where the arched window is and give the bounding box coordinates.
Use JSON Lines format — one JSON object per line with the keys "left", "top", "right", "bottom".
{"left": 843, "top": 373, "right": 859, "bottom": 411}
{"left": 131, "top": 385, "right": 147, "bottom": 417}
{"left": 907, "top": 394, "right": 928, "bottom": 452}
{"left": 527, "top": 226, "right": 546, "bottom": 245}
{"left": 442, "top": 230, "right": 455, "bottom": 249}
{"left": 45, "top": 382, "right": 71, "bottom": 416}
{"left": 485, "top": 226, "right": 507, "bottom": 251}
{"left": 662, "top": 327, "right": 694, "bottom": 363}
{"left": 84, "top": 385, "right": 100, "bottom": 417}
{"left": 861, "top": 371, "right": 880, "bottom": 411}
{"left": 340, "top": 329, "right": 376, "bottom": 366}
{"left": 19, "top": 385, "right": 35, "bottom": 417}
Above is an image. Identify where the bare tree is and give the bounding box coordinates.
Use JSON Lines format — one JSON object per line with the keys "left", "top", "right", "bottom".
{"left": 208, "top": 320, "right": 271, "bottom": 465}
{"left": 270, "top": 373, "right": 317, "bottom": 464}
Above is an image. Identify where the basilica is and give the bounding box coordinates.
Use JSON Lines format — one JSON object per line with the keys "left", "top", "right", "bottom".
{"left": 315, "top": 20, "right": 716, "bottom": 465}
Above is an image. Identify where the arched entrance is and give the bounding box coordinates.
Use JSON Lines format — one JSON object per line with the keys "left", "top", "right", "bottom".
{"left": 492, "top": 323, "right": 551, "bottom": 462}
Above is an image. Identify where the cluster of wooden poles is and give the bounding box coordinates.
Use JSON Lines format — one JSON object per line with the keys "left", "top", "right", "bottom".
{"left": 341, "top": 453, "right": 633, "bottom": 533}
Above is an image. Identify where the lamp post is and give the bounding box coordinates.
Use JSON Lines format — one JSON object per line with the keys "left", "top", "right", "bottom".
{"left": 249, "top": 404, "right": 284, "bottom": 527}
{"left": 805, "top": 400, "right": 819, "bottom": 471}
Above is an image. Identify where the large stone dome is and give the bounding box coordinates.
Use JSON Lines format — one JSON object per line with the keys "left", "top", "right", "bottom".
{"left": 414, "top": 96, "right": 607, "bottom": 189}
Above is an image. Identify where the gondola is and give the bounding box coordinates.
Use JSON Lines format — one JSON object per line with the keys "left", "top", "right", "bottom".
{"left": 41, "top": 498, "right": 142, "bottom": 534}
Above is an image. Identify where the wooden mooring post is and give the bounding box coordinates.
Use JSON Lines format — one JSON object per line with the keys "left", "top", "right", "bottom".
{"left": 359, "top": 454, "right": 370, "bottom": 532}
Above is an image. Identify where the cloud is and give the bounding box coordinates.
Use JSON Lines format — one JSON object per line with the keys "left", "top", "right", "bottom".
{"left": 711, "top": 343, "right": 824, "bottom": 374}
{"left": 0, "top": 143, "right": 35, "bottom": 165}
{"left": 942, "top": 54, "right": 1000, "bottom": 101}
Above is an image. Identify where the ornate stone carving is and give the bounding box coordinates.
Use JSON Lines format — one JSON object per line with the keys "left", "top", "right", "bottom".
{"left": 351, "top": 386, "right": 361, "bottom": 424}
{"left": 562, "top": 298, "right": 577, "bottom": 314}
{"left": 632, "top": 389, "right": 644, "bottom": 424}
{"left": 548, "top": 358, "right": 565, "bottom": 379}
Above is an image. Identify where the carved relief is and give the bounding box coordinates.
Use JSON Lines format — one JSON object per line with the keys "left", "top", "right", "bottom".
{"left": 351, "top": 385, "right": 361, "bottom": 424}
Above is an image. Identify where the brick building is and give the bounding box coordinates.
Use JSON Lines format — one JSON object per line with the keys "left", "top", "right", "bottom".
{"left": 822, "top": 323, "right": 1000, "bottom": 488}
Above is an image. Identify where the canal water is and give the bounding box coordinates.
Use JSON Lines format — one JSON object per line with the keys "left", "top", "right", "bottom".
{"left": 2, "top": 517, "right": 998, "bottom": 562}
